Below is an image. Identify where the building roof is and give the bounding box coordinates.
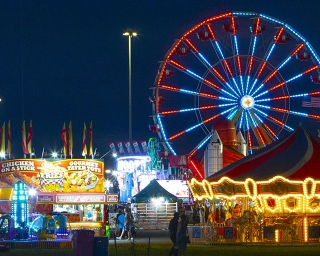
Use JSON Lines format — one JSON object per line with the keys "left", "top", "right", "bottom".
{"left": 207, "top": 126, "right": 320, "bottom": 181}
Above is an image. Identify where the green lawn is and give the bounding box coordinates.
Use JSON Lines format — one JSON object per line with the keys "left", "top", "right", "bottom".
{"left": 1, "top": 242, "right": 320, "bottom": 256}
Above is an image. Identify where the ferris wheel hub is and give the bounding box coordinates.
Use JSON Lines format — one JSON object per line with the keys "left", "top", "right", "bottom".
{"left": 241, "top": 95, "right": 255, "bottom": 110}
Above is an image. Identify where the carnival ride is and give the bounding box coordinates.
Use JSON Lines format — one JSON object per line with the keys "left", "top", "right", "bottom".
{"left": 151, "top": 11, "right": 320, "bottom": 162}
{"left": 0, "top": 214, "right": 28, "bottom": 240}
{"left": 29, "top": 214, "right": 70, "bottom": 240}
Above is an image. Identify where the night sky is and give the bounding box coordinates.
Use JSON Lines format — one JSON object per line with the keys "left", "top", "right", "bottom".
{"left": 1, "top": 0, "right": 320, "bottom": 167}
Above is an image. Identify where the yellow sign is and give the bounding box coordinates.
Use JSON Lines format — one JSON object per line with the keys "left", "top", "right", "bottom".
{"left": 0, "top": 159, "right": 105, "bottom": 193}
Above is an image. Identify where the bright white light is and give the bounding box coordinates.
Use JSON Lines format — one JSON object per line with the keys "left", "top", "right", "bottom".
{"left": 123, "top": 31, "right": 137, "bottom": 37}
{"left": 29, "top": 188, "right": 37, "bottom": 196}
{"left": 0, "top": 152, "right": 5, "bottom": 158}
{"left": 112, "top": 152, "right": 118, "bottom": 158}
{"left": 105, "top": 169, "right": 111, "bottom": 173}
{"left": 241, "top": 95, "right": 255, "bottom": 109}
{"left": 52, "top": 152, "right": 58, "bottom": 158}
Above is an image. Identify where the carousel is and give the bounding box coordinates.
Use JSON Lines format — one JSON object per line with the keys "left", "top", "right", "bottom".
{"left": 188, "top": 126, "right": 320, "bottom": 243}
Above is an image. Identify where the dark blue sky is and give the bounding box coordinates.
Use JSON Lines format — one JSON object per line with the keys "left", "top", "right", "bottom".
{"left": 1, "top": 0, "right": 320, "bottom": 165}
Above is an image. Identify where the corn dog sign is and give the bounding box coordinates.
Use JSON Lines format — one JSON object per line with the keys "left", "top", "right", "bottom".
{"left": 0, "top": 159, "right": 105, "bottom": 193}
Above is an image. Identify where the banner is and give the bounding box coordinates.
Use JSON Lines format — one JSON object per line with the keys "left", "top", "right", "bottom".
{"left": 0, "top": 159, "right": 105, "bottom": 193}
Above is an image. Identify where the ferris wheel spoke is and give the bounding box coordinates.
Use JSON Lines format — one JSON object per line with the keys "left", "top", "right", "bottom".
{"left": 246, "top": 27, "right": 283, "bottom": 95}
{"left": 168, "top": 59, "right": 240, "bottom": 99}
{"left": 250, "top": 110, "right": 273, "bottom": 144}
{"left": 157, "top": 84, "right": 237, "bottom": 102}
{"left": 158, "top": 84, "right": 218, "bottom": 99}
{"left": 247, "top": 111, "right": 267, "bottom": 146}
{"left": 227, "top": 106, "right": 241, "bottom": 121}
{"left": 168, "top": 106, "right": 237, "bottom": 141}
{"left": 189, "top": 133, "right": 213, "bottom": 158}
{"left": 251, "top": 111, "right": 279, "bottom": 141}
{"left": 253, "top": 112, "right": 278, "bottom": 141}
{"left": 183, "top": 37, "right": 241, "bottom": 99}
{"left": 206, "top": 21, "right": 243, "bottom": 97}
{"left": 255, "top": 103, "right": 289, "bottom": 114}
{"left": 158, "top": 103, "right": 237, "bottom": 116}
{"left": 253, "top": 107, "right": 294, "bottom": 131}
{"left": 254, "top": 65, "right": 319, "bottom": 98}
{"left": 250, "top": 45, "right": 306, "bottom": 97}
{"left": 288, "top": 109, "right": 320, "bottom": 121}
{"left": 255, "top": 95, "right": 289, "bottom": 103}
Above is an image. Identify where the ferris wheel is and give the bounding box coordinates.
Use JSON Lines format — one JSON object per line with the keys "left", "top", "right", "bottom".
{"left": 151, "top": 12, "right": 320, "bottom": 158}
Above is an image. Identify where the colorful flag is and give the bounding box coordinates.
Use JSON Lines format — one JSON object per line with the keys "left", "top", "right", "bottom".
{"left": 82, "top": 123, "right": 87, "bottom": 156}
{"left": 109, "top": 142, "right": 117, "bottom": 155}
{"left": 68, "top": 121, "right": 73, "bottom": 157}
{"left": 89, "top": 121, "right": 93, "bottom": 156}
{"left": 61, "top": 122, "right": 67, "bottom": 156}
{"left": 27, "top": 120, "right": 32, "bottom": 154}
{"left": 0, "top": 122, "right": 5, "bottom": 154}
{"left": 21, "top": 121, "right": 28, "bottom": 155}
{"left": 140, "top": 140, "right": 148, "bottom": 153}
{"left": 117, "top": 141, "right": 124, "bottom": 154}
{"left": 302, "top": 96, "right": 320, "bottom": 108}
{"left": 7, "top": 121, "right": 11, "bottom": 156}
{"left": 124, "top": 141, "right": 133, "bottom": 154}
{"left": 132, "top": 141, "right": 140, "bottom": 153}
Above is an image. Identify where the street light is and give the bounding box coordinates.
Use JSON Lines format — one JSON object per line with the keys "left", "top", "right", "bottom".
{"left": 123, "top": 30, "right": 137, "bottom": 144}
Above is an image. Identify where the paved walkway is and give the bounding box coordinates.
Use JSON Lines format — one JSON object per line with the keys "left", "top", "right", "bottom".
{"left": 110, "top": 229, "right": 171, "bottom": 244}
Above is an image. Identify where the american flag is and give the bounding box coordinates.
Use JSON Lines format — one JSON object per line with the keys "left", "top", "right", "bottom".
{"left": 302, "top": 96, "right": 320, "bottom": 108}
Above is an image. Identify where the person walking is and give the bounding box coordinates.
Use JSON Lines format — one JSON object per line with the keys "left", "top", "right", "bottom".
{"left": 175, "top": 214, "right": 189, "bottom": 256}
{"left": 168, "top": 212, "right": 179, "bottom": 256}
{"left": 117, "top": 207, "right": 133, "bottom": 240}
{"left": 116, "top": 209, "right": 125, "bottom": 237}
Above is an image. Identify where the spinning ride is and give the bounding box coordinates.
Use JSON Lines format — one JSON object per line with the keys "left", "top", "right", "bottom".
{"left": 151, "top": 12, "right": 320, "bottom": 158}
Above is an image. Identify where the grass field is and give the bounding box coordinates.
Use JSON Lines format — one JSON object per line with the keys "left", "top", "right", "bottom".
{"left": 1, "top": 242, "right": 320, "bottom": 256}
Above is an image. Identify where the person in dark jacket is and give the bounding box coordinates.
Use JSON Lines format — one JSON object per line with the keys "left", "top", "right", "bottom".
{"left": 168, "top": 212, "right": 179, "bottom": 256}
{"left": 175, "top": 214, "right": 189, "bottom": 256}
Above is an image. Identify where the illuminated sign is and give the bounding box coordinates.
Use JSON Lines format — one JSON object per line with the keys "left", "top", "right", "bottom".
{"left": 107, "top": 194, "right": 118, "bottom": 203}
{"left": 37, "top": 194, "right": 55, "bottom": 202}
{"left": 56, "top": 194, "right": 106, "bottom": 203}
{"left": 117, "top": 156, "right": 151, "bottom": 173}
{"left": 0, "top": 159, "right": 105, "bottom": 193}
{"left": 157, "top": 180, "right": 189, "bottom": 198}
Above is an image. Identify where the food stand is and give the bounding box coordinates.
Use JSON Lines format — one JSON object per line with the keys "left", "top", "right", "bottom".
{"left": 0, "top": 159, "right": 118, "bottom": 237}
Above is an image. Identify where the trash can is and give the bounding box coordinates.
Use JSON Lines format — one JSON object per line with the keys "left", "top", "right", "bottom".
{"left": 72, "top": 229, "right": 95, "bottom": 256}
{"left": 93, "top": 236, "right": 109, "bottom": 256}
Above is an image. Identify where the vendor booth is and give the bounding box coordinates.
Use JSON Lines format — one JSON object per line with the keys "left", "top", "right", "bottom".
{"left": 0, "top": 158, "right": 118, "bottom": 237}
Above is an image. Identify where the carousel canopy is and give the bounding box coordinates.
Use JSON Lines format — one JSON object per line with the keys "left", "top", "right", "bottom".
{"left": 207, "top": 125, "right": 320, "bottom": 181}
{"left": 132, "top": 179, "right": 178, "bottom": 203}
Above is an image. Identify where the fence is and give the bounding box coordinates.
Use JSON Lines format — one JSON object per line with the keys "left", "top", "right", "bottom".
{"left": 186, "top": 223, "right": 320, "bottom": 244}
{"left": 132, "top": 202, "right": 178, "bottom": 230}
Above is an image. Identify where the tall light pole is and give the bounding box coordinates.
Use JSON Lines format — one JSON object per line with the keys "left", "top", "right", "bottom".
{"left": 123, "top": 30, "right": 137, "bottom": 145}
